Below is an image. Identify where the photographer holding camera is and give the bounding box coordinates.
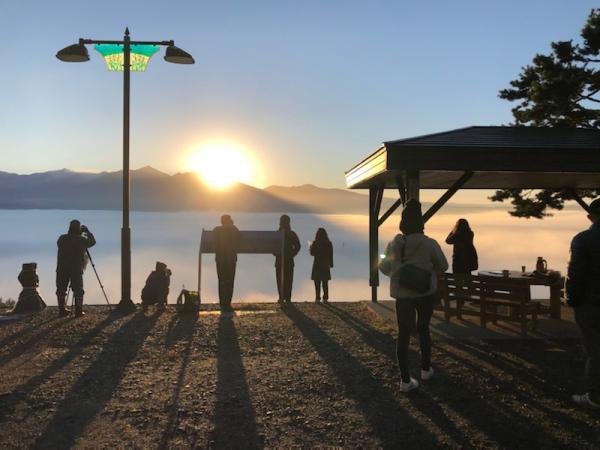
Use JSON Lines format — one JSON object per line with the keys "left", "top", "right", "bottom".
{"left": 141, "top": 261, "right": 171, "bottom": 311}
{"left": 56, "top": 219, "right": 96, "bottom": 317}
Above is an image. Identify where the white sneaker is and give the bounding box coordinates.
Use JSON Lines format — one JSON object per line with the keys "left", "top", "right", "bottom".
{"left": 421, "top": 367, "right": 434, "bottom": 381}
{"left": 399, "top": 378, "right": 419, "bottom": 393}
{"left": 572, "top": 393, "right": 600, "bottom": 409}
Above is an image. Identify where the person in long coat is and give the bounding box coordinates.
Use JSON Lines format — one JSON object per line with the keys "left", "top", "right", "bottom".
{"left": 213, "top": 214, "right": 241, "bottom": 312}
{"left": 309, "top": 227, "right": 333, "bottom": 302}
{"left": 445, "top": 218, "right": 478, "bottom": 274}
{"left": 275, "top": 215, "right": 301, "bottom": 303}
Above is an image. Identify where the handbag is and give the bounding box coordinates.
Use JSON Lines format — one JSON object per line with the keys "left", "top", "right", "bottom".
{"left": 396, "top": 239, "right": 431, "bottom": 293}
{"left": 176, "top": 289, "right": 200, "bottom": 315}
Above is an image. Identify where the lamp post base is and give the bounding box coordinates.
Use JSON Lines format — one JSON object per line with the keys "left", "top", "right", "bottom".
{"left": 116, "top": 298, "right": 136, "bottom": 313}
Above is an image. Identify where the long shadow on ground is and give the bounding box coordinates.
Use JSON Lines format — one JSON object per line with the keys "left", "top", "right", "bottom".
{"left": 32, "top": 310, "right": 162, "bottom": 449}
{"left": 209, "top": 313, "right": 262, "bottom": 449}
{"left": 0, "top": 318, "right": 69, "bottom": 367}
{"left": 322, "top": 303, "right": 468, "bottom": 446}
{"left": 0, "top": 314, "right": 59, "bottom": 348}
{"left": 324, "top": 304, "right": 598, "bottom": 448}
{"left": 158, "top": 313, "right": 199, "bottom": 449}
{"left": 282, "top": 304, "right": 437, "bottom": 448}
{"left": 0, "top": 311, "right": 122, "bottom": 424}
{"left": 437, "top": 339, "right": 599, "bottom": 446}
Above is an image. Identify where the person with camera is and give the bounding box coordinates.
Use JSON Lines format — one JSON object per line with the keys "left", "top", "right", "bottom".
{"left": 56, "top": 219, "right": 96, "bottom": 317}
{"left": 141, "top": 261, "right": 171, "bottom": 311}
{"left": 379, "top": 200, "right": 448, "bottom": 393}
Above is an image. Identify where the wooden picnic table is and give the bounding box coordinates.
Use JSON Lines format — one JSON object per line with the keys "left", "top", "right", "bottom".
{"left": 478, "top": 270, "right": 565, "bottom": 320}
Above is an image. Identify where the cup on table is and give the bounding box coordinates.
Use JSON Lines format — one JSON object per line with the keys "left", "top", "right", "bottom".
{"left": 502, "top": 269, "right": 510, "bottom": 278}
{"left": 521, "top": 265, "right": 526, "bottom": 273}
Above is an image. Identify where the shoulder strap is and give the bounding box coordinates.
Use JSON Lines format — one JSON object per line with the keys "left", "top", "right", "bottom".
{"left": 401, "top": 237, "right": 423, "bottom": 264}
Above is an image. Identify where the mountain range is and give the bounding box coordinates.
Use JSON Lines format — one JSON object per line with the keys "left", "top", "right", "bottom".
{"left": 0, "top": 167, "right": 373, "bottom": 213}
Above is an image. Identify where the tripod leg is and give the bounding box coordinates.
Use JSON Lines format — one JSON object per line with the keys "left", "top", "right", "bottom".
{"left": 86, "top": 249, "right": 111, "bottom": 307}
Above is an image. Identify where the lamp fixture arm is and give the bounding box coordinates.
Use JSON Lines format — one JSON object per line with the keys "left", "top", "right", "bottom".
{"left": 79, "top": 38, "right": 175, "bottom": 47}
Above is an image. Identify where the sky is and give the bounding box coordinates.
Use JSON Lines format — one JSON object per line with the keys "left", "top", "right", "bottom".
{"left": 0, "top": 1, "right": 596, "bottom": 188}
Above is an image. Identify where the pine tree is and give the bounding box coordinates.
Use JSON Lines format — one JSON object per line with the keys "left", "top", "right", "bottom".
{"left": 492, "top": 8, "right": 600, "bottom": 218}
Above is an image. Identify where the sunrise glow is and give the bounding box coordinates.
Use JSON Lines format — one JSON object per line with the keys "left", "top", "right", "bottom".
{"left": 188, "top": 142, "right": 253, "bottom": 189}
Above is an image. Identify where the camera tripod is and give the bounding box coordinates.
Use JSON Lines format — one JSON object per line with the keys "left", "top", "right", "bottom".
{"left": 66, "top": 249, "right": 111, "bottom": 308}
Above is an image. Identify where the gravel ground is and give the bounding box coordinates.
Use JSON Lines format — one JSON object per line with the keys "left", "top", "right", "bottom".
{"left": 0, "top": 303, "right": 598, "bottom": 449}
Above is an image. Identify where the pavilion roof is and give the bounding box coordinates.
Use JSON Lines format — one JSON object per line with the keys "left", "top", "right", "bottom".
{"left": 345, "top": 126, "right": 600, "bottom": 189}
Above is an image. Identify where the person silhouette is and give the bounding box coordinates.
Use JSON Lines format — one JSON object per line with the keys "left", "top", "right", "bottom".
{"left": 213, "top": 214, "right": 241, "bottom": 312}
{"left": 567, "top": 198, "right": 600, "bottom": 409}
{"left": 445, "top": 218, "right": 478, "bottom": 274}
{"left": 141, "top": 261, "right": 171, "bottom": 311}
{"left": 56, "top": 219, "right": 96, "bottom": 317}
{"left": 379, "top": 200, "right": 448, "bottom": 393}
{"left": 275, "top": 214, "right": 301, "bottom": 303}
{"left": 310, "top": 227, "right": 333, "bottom": 302}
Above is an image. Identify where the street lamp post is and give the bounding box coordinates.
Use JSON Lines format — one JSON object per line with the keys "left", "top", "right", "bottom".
{"left": 57, "top": 28, "right": 194, "bottom": 312}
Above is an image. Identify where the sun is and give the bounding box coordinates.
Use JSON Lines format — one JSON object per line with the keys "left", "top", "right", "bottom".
{"left": 188, "top": 142, "right": 253, "bottom": 189}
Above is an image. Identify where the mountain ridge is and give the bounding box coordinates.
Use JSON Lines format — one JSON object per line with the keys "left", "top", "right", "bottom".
{"left": 0, "top": 167, "right": 368, "bottom": 213}
{"left": 0, "top": 167, "right": 507, "bottom": 214}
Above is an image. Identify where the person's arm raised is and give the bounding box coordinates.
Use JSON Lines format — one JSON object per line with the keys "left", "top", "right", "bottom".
{"left": 83, "top": 229, "right": 96, "bottom": 248}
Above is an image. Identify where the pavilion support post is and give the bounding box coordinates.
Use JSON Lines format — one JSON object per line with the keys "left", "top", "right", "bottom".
{"left": 396, "top": 174, "right": 406, "bottom": 206}
{"left": 406, "top": 169, "right": 420, "bottom": 201}
{"left": 423, "top": 171, "right": 474, "bottom": 223}
{"left": 369, "top": 187, "right": 382, "bottom": 302}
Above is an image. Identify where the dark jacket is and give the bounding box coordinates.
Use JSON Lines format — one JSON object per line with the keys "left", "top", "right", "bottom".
{"left": 141, "top": 270, "right": 170, "bottom": 304}
{"left": 446, "top": 230, "right": 478, "bottom": 274}
{"left": 310, "top": 240, "right": 333, "bottom": 280}
{"left": 275, "top": 229, "right": 301, "bottom": 267}
{"left": 566, "top": 222, "right": 600, "bottom": 307}
{"left": 213, "top": 224, "right": 241, "bottom": 263}
{"left": 56, "top": 231, "right": 96, "bottom": 273}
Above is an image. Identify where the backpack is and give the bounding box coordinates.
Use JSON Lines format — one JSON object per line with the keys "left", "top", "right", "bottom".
{"left": 176, "top": 289, "right": 200, "bottom": 315}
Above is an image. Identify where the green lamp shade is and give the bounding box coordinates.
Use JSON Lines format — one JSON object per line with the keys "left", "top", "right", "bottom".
{"left": 94, "top": 44, "right": 160, "bottom": 71}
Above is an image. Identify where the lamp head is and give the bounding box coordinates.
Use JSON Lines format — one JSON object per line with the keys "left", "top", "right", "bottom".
{"left": 164, "top": 45, "right": 195, "bottom": 64}
{"left": 56, "top": 43, "right": 90, "bottom": 62}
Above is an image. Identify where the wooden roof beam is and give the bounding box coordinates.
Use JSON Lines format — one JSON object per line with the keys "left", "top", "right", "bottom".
{"left": 423, "top": 171, "right": 474, "bottom": 223}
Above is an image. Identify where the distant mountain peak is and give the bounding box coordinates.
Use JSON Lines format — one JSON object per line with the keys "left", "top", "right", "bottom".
{"left": 132, "top": 166, "right": 168, "bottom": 177}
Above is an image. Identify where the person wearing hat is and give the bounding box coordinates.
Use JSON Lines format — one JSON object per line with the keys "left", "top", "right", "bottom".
{"left": 275, "top": 214, "right": 301, "bottom": 304}
{"left": 56, "top": 219, "right": 96, "bottom": 317}
{"left": 567, "top": 197, "right": 600, "bottom": 409}
{"left": 141, "top": 261, "right": 171, "bottom": 311}
{"left": 379, "top": 199, "right": 448, "bottom": 393}
{"left": 213, "top": 214, "right": 241, "bottom": 312}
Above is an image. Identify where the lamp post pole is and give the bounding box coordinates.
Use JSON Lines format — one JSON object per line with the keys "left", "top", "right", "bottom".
{"left": 57, "top": 29, "right": 195, "bottom": 313}
{"left": 120, "top": 28, "right": 133, "bottom": 310}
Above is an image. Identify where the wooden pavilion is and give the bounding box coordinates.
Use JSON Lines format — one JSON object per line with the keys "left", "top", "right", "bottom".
{"left": 344, "top": 126, "right": 600, "bottom": 302}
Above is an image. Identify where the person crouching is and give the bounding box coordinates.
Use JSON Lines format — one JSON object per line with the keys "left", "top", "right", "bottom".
{"left": 56, "top": 220, "right": 96, "bottom": 317}
{"left": 141, "top": 262, "right": 171, "bottom": 311}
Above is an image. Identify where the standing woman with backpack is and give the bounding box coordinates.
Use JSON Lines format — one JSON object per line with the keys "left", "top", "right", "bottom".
{"left": 379, "top": 200, "right": 448, "bottom": 392}
{"left": 445, "top": 218, "right": 478, "bottom": 275}
{"left": 310, "top": 227, "right": 333, "bottom": 302}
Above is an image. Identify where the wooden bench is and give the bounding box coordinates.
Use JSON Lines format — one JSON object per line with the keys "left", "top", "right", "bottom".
{"left": 439, "top": 273, "right": 540, "bottom": 335}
